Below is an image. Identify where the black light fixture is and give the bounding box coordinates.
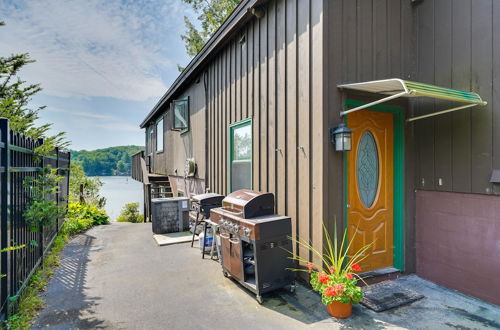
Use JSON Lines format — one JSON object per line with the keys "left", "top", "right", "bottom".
{"left": 330, "top": 123, "right": 352, "bottom": 151}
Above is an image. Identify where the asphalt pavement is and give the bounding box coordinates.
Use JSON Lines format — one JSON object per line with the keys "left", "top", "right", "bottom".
{"left": 33, "top": 222, "right": 500, "bottom": 330}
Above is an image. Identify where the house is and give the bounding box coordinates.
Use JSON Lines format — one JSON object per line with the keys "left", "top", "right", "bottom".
{"left": 134, "top": 0, "right": 500, "bottom": 306}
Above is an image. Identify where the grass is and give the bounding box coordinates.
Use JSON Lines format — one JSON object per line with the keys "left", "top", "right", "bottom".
{"left": 4, "top": 234, "right": 68, "bottom": 329}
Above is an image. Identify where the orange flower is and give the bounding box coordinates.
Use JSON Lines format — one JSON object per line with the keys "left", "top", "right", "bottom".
{"left": 345, "top": 273, "right": 354, "bottom": 280}
{"left": 318, "top": 272, "right": 330, "bottom": 285}
{"left": 324, "top": 286, "right": 336, "bottom": 296}
{"left": 329, "top": 266, "right": 336, "bottom": 274}
{"left": 306, "top": 262, "right": 315, "bottom": 273}
{"left": 351, "top": 263, "right": 362, "bottom": 272}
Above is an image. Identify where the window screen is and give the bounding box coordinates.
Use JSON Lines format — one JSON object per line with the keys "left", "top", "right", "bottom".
{"left": 156, "top": 118, "right": 163, "bottom": 152}
{"left": 230, "top": 119, "right": 252, "bottom": 192}
{"left": 173, "top": 98, "right": 189, "bottom": 131}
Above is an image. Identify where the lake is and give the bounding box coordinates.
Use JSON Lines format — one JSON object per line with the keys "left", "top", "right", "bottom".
{"left": 96, "top": 176, "right": 143, "bottom": 221}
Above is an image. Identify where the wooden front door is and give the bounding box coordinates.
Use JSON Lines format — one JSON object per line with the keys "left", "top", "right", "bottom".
{"left": 347, "top": 110, "right": 394, "bottom": 271}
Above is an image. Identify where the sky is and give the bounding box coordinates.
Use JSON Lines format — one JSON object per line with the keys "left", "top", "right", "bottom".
{"left": 0, "top": 0, "right": 196, "bottom": 150}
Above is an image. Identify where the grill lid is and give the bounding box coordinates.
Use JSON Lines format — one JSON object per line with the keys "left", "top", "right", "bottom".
{"left": 222, "top": 189, "right": 275, "bottom": 219}
{"left": 191, "top": 193, "right": 225, "bottom": 206}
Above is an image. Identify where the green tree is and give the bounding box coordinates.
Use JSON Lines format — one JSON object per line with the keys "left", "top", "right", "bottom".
{"left": 71, "top": 145, "right": 143, "bottom": 176}
{"left": 24, "top": 166, "right": 65, "bottom": 232}
{"left": 116, "top": 203, "right": 144, "bottom": 223}
{"left": 69, "top": 163, "right": 106, "bottom": 207}
{"left": 180, "top": 0, "right": 241, "bottom": 59}
{"left": 0, "top": 23, "right": 68, "bottom": 154}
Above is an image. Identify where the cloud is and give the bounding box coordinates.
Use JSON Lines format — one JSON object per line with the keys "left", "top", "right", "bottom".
{"left": 46, "top": 107, "right": 117, "bottom": 120}
{"left": 0, "top": 0, "right": 192, "bottom": 101}
{"left": 96, "top": 122, "right": 142, "bottom": 133}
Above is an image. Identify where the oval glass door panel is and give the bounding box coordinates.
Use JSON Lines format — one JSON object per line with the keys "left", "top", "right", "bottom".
{"left": 356, "top": 130, "right": 379, "bottom": 208}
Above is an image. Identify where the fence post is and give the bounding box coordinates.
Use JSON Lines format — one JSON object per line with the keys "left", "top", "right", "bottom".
{"left": 37, "top": 138, "right": 44, "bottom": 264}
{"left": 55, "top": 147, "right": 59, "bottom": 232}
{"left": 0, "top": 118, "right": 11, "bottom": 318}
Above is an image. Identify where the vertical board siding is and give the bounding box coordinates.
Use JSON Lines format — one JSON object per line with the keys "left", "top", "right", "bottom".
{"left": 204, "top": 0, "right": 324, "bottom": 262}
{"left": 285, "top": 0, "right": 298, "bottom": 253}
{"left": 325, "top": 0, "right": 417, "bottom": 269}
{"left": 267, "top": 1, "right": 277, "bottom": 201}
{"left": 260, "top": 12, "right": 268, "bottom": 192}
{"left": 414, "top": 0, "right": 496, "bottom": 195}
{"left": 451, "top": 0, "right": 472, "bottom": 192}
{"left": 310, "top": 0, "right": 325, "bottom": 266}
{"left": 433, "top": 0, "right": 453, "bottom": 191}
{"left": 493, "top": 2, "right": 500, "bottom": 195}
{"left": 297, "top": 0, "right": 311, "bottom": 261}
{"left": 276, "top": 0, "right": 287, "bottom": 217}
{"left": 470, "top": 1, "right": 493, "bottom": 194}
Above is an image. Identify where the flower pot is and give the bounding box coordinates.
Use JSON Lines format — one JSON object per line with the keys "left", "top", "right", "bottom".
{"left": 326, "top": 301, "right": 352, "bottom": 319}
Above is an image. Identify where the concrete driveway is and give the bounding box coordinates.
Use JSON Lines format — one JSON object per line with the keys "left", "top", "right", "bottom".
{"left": 33, "top": 223, "right": 500, "bottom": 329}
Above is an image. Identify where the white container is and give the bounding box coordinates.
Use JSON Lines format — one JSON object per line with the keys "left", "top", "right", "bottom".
{"left": 198, "top": 227, "right": 214, "bottom": 253}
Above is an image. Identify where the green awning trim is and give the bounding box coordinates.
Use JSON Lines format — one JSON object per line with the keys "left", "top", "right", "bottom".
{"left": 404, "top": 80, "right": 486, "bottom": 105}
{"left": 337, "top": 78, "right": 487, "bottom": 122}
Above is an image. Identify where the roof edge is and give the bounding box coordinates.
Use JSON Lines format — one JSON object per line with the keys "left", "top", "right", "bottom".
{"left": 140, "top": 0, "right": 267, "bottom": 128}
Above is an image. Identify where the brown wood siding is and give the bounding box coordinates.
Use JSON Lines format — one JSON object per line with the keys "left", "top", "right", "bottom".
{"left": 325, "top": 0, "right": 417, "bottom": 268}
{"left": 205, "top": 0, "right": 325, "bottom": 261}
{"left": 149, "top": 80, "right": 206, "bottom": 180}
{"left": 414, "top": 0, "right": 497, "bottom": 195}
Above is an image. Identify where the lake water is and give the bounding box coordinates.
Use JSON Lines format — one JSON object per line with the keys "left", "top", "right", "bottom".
{"left": 95, "top": 176, "right": 143, "bottom": 221}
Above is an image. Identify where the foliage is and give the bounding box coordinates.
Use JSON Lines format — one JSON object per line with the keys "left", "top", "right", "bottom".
{"left": 23, "top": 166, "right": 66, "bottom": 232}
{"left": 116, "top": 202, "right": 144, "bottom": 223}
{"left": 0, "top": 24, "right": 68, "bottom": 154}
{"left": 5, "top": 234, "right": 67, "bottom": 329}
{"left": 69, "top": 163, "right": 106, "bottom": 207}
{"left": 71, "top": 145, "right": 144, "bottom": 176}
{"left": 180, "top": 0, "right": 241, "bottom": 58}
{"left": 61, "top": 202, "right": 110, "bottom": 236}
{"left": 289, "top": 224, "right": 373, "bottom": 306}
{"left": 5, "top": 203, "right": 109, "bottom": 326}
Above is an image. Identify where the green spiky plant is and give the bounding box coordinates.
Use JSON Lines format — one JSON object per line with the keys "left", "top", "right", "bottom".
{"left": 288, "top": 223, "right": 374, "bottom": 306}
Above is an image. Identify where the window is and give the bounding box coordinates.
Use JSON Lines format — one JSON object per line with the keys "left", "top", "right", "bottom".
{"left": 156, "top": 117, "right": 163, "bottom": 153}
{"left": 229, "top": 118, "right": 252, "bottom": 192}
{"left": 172, "top": 98, "right": 189, "bottom": 133}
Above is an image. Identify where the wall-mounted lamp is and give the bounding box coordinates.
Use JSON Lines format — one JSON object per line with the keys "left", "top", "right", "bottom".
{"left": 330, "top": 123, "right": 352, "bottom": 151}
{"left": 249, "top": 6, "right": 265, "bottom": 18}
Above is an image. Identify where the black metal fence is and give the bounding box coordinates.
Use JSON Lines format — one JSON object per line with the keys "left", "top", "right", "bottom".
{"left": 0, "top": 118, "right": 70, "bottom": 320}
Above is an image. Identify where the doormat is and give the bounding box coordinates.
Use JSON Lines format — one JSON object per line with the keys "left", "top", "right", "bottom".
{"left": 153, "top": 231, "right": 197, "bottom": 246}
{"left": 361, "top": 280, "right": 424, "bottom": 312}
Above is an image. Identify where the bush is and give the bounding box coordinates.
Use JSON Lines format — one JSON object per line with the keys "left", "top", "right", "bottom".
{"left": 61, "top": 202, "right": 110, "bottom": 236}
{"left": 116, "top": 203, "right": 144, "bottom": 223}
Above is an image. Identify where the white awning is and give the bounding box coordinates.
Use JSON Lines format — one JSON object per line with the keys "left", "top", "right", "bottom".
{"left": 338, "top": 79, "right": 487, "bottom": 122}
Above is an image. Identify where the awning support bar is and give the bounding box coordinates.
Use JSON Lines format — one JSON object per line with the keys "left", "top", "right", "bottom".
{"left": 340, "top": 91, "right": 408, "bottom": 117}
{"left": 406, "top": 103, "right": 477, "bottom": 122}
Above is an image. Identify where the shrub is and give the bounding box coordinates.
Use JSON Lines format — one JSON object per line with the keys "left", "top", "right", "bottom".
{"left": 116, "top": 203, "right": 144, "bottom": 223}
{"left": 24, "top": 166, "right": 66, "bottom": 232}
{"left": 61, "top": 202, "right": 110, "bottom": 236}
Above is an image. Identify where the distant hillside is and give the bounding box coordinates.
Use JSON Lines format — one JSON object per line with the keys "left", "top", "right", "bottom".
{"left": 71, "top": 145, "right": 144, "bottom": 176}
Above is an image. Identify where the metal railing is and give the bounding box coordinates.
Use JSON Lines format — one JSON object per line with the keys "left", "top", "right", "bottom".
{"left": 0, "top": 118, "right": 70, "bottom": 319}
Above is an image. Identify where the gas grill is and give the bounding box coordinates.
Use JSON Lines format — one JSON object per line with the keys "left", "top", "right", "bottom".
{"left": 190, "top": 193, "right": 225, "bottom": 219}
{"left": 210, "top": 190, "right": 295, "bottom": 304}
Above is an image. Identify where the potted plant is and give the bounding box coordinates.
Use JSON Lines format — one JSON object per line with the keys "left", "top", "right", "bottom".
{"left": 289, "top": 224, "right": 373, "bottom": 318}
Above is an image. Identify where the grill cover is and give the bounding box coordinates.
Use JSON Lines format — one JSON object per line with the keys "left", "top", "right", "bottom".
{"left": 191, "top": 193, "right": 225, "bottom": 206}
{"left": 222, "top": 189, "right": 274, "bottom": 219}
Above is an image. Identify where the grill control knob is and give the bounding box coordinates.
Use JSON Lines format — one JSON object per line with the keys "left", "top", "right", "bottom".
{"left": 244, "top": 228, "right": 251, "bottom": 237}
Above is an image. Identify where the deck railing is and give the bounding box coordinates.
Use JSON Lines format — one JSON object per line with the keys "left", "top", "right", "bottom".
{"left": 0, "top": 118, "right": 70, "bottom": 319}
{"left": 131, "top": 150, "right": 145, "bottom": 183}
